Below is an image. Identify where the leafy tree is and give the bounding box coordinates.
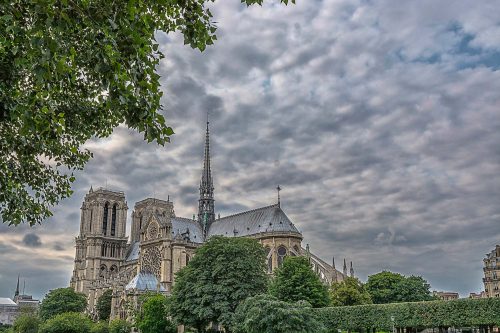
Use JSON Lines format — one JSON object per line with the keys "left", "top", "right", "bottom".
{"left": 91, "top": 321, "right": 110, "bottom": 333}
{"left": 269, "top": 256, "right": 330, "bottom": 308}
{"left": 109, "top": 319, "right": 131, "bottom": 333}
{"left": 365, "top": 271, "right": 405, "bottom": 304}
{"left": 12, "top": 313, "right": 40, "bottom": 333}
{"left": 1, "top": 0, "right": 294, "bottom": 227}
{"left": 136, "top": 293, "right": 176, "bottom": 333}
{"left": 39, "top": 312, "right": 93, "bottom": 333}
{"left": 96, "top": 289, "right": 113, "bottom": 321}
{"left": 330, "top": 276, "right": 372, "bottom": 306}
{"left": 170, "top": 236, "right": 268, "bottom": 332}
{"left": 393, "top": 275, "right": 434, "bottom": 302}
{"left": 232, "top": 294, "right": 325, "bottom": 333}
{"left": 366, "top": 271, "right": 434, "bottom": 304}
{"left": 39, "top": 287, "right": 87, "bottom": 320}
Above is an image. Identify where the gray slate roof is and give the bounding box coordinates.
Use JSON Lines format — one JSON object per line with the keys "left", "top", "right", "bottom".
{"left": 125, "top": 241, "right": 140, "bottom": 262}
{"left": 0, "top": 298, "right": 17, "bottom": 306}
{"left": 207, "top": 204, "right": 301, "bottom": 238}
{"left": 125, "top": 272, "right": 166, "bottom": 292}
{"left": 171, "top": 217, "right": 203, "bottom": 243}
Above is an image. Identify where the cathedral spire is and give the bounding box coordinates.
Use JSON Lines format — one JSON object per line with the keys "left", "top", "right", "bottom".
{"left": 343, "top": 258, "right": 348, "bottom": 277}
{"left": 198, "top": 118, "right": 215, "bottom": 238}
{"left": 350, "top": 261, "right": 354, "bottom": 277}
{"left": 14, "top": 274, "right": 19, "bottom": 298}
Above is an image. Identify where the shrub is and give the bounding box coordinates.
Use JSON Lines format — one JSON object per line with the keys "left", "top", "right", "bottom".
{"left": 39, "top": 312, "right": 93, "bottom": 333}
{"left": 109, "top": 319, "right": 132, "bottom": 333}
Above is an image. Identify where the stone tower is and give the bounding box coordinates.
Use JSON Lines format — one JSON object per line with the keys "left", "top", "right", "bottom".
{"left": 71, "top": 187, "right": 128, "bottom": 294}
{"left": 198, "top": 121, "right": 215, "bottom": 239}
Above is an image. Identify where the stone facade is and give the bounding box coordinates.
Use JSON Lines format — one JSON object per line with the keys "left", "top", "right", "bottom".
{"left": 483, "top": 245, "right": 500, "bottom": 298}
{"left": 70, "top": 122, "right": 350, "bottom": 320}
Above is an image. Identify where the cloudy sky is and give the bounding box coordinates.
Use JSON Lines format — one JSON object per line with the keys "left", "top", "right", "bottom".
{"left": 1, "top": 0, "right": 500, "bottom": 300}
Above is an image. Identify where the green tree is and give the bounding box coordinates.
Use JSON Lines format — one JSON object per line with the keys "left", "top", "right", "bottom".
{"left": 109, "top": 319, "right": 131, "bottom": 333}
{"left": 91, "top": 321, "right": 109, "bottom": 333}
{"left": 170, "top": 236, "right": 268, "bottom": 332}
{"left": 330, "top": 276, "right": 372, "bottom": 306}
{"left": 136, "top": 293, "right": 176, "bottom": 333}
{"left": 269, "top": 256, "right": 330, "bottom": 308}
{"left": 39, "top": 312, "right": 93, "bottom": 333}
{"left": 39, "top": 287, "right": 87, "bottom": 320}
{"left": 12, "top": 313, "right": 40, "bottom": 333}
{"left": 96, "top": 289, "right": 113, "bottom": 321}
{"left": 232, "top": 294, "right": 325, "bottom": 333}
{"left": 393, "top": 275, "right": 434, "bottom": 302}
{"left": 1, "top": 0, "right": 294, "bottom": 227}
{"left": 365, "top": 271, "right": 405, "bottom": 304}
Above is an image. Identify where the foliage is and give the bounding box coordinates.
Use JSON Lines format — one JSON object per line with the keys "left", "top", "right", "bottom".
{"left": 12, "top": 313, "right": 40, "bottom": 333}
{"left": 233, "top": 294, "right": 325, "bottom": 333}
{"left": 109, "top": 319, "right": 132, "bottom": 333}
{"left": 96, "top": 289, "right": 113, "bottom": 321}
{"left": 91, "top": 321, "right": 110, "bottom": 333}
{"left": 316, "top": 298, "right": 500, "bottom": 332}
{"left": 39, "top": 287, "right": 87, "bottom": 320}
{"left": 39, "top": 312, "right": 93, "bottom": 333}
{"left": 0, "top": 0, "right": 294, "bottom": 227}
{"left": 366, "top": 271, "right": 434, "bottom": 304}
{"left": 170, "top": 236, "right": 269, "bottom": 331}
{"left": 330, "top": 276, "right": 372, "bottom": 306}
{"left": 269, "top": 256, "right": 330, "bottom": 308}
{"left": 136, "top": 293, "right": 176, "bottom": 333}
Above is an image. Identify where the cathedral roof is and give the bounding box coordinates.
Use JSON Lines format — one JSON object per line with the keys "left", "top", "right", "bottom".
{"left": 0, "top": 298, "right": 17, "bottom": 306}
{"left": 207, "top": 204, "right": 302, "bottom": 238}
{"left": 125, "top": 241, "right": 140, "bottom": 262}
{"left": 125, "top": 272, "right": 166, "bottom": 292}
{"left": 171, "top": 217, "right": 204, "bottom": 243}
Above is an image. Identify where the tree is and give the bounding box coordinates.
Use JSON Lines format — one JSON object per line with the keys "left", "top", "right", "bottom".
{"left": 91, "top": 322, "right": 110, "bottom": 333}
{"left": 96, "top": 289, "right": 113, "bottom": 321}
{"left": 170, "top": 236, "right": 268, "bottom": 332}
{"left": 12, "top": 313, "right": 40, "bottom": 333}
{"left": 109, "top": 319, "right": 131, "bottom": 333}
{"left": 39, "top": 312, "right": 93, "bottom": 333}
{"left": 365, "top": 271, "right": 405, "bottom": 304}
{"left": 136, "top": 293, "right": 176, "bottom": 333}
{"left": 39, "top": 287, "right": 87, "bottom": 320}
{"left": 232, "top": 294, "right": 325, "bottom": 333}
{"left": 269, "top": 256, "right": 330, "bottom": 308}
{"left": 393, "top": 275, "right": 434, "bottom": 302}
{"left": 1, "top": 0, "right": 294, "bottom": 227}
{"left": 330, "top": 276, "right": 372, "bottom": 306}
{"left": 366, "top": 271, "right": 434, "bottom": 304}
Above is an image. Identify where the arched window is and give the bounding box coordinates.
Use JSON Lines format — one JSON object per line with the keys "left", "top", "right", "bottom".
{"left": 139, "top": 215, "right": 143, "bottom": 230}
{"left": 277, "top": 246, "right": 287, "bottom": 267}
{"left": 264, "top": 247, "right": 272, "bottom": 273}
{"left": 89, "top": 209, "right": 93, "bottom": 233}
{"left": 186, "top": 254, "right": 190, "bottom": 266}
{"left": 111, "top": 204, "right": 117, "bottom": 236}
{"left": 110, "top": 265, "right": 118, "bottom": 277}
{"left": 99, "top": 264, "right": 107, "bottom": 278}
{"left": 102, "top": 203, "right": 109, "bottom": 235}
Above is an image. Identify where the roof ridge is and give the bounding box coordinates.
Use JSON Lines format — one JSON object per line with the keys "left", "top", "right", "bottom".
{"left": 216, "top": 204, "right": 280, "bottom": 222}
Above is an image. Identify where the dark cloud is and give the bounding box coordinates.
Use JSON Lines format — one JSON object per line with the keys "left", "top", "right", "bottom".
{"left": 22, "top": 234, "right": 42, "bottom": 248}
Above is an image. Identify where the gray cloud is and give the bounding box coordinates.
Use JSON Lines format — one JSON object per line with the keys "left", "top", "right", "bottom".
{"left": 22, "top": 234, "right": 42, "bottom": 248}
{"left": 1, "top": 0, "right": 500, "bottom": 299}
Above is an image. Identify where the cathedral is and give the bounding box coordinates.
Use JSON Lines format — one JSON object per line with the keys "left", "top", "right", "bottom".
{"left": 70, "top": 122, "right": 353, "bottom": 320}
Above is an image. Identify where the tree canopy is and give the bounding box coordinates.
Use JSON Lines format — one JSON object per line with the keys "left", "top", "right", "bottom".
{"left": 169, "top": 236, "right": 269, "bottom": 332}
{"left": 12, "top": 313, "right": 40, "bottom": 333}
{"left": 96, "top": 289, "right": 113, "bottom": 321}
{"left": 365, "top": 271, "right": 434, "bottom": 304}
{"left": 330, "top": 276, "right": 372, "bottom": 307}
{"left": 0, "top": 0, "right": 293, "bottom": 226}
{"left": 232, "top": 294, "right": 325, "bottom": 333}
{"left": 135, "top": 293, "right": 176, "bottom": 333}
{"left": 39, "top": 312, "right": 93, "bottom": 333}
{"left": 108, "top": 319, "right": 131, "bottom": 333}
{"left": 269, "top": 256, "right": 330, "bottom": 308}
{"left": 39, "top": 287, "right": 87, "bottom": 320}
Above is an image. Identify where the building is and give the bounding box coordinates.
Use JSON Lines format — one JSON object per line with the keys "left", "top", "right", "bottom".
{"left": 70, "top": 122, "right": 352, "bottom": 320}
{"left": 433, "top": 291, "right": 459, "bottom": 301}
{"left": 469, "top": 292, "right": 486, "bottom": 299}
{"left": 0, "top": 277, "right": 39, "bottom": 326}
{"left": 483, "top": 245, "right": 500, "bottom": 298}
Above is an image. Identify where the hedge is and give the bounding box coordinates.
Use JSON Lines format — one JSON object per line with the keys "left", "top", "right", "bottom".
{"left": 316, "top": 298, "right": 500, "bottom": 332}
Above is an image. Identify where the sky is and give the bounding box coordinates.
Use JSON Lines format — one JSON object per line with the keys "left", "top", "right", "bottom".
{"left": 1, "top": 0, "right": 500, "bottom": 300}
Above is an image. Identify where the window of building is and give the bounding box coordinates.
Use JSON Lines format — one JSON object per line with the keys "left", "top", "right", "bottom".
{"left": 277, "top": 246, "right": 287, "bottom": 267}
{"left": 111, "top": 204, "right": 117, "bottom": 236}
{"left": 103, "top": 203, "right": 109, "bottom": 235}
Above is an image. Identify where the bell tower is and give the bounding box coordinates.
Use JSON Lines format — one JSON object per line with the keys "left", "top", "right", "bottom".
{"left": 71, "top": 187, "right": 128, "bottom": 294}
